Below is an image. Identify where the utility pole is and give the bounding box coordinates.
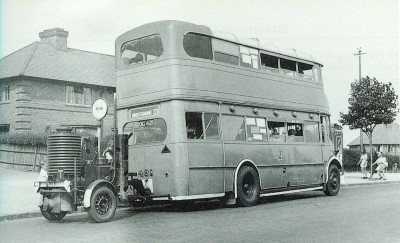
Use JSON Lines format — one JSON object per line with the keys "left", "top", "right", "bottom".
{"left": 354, "top": 47, "right": 366, "bottom": 153}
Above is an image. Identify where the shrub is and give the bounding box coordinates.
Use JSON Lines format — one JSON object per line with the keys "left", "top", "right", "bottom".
{"left": 0, "top": 132, "right": 48, "bottom": 147}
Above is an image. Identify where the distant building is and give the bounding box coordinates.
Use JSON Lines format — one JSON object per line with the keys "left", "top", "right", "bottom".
{"left": 0, "top": 28, "right": 116, "bottom": 135}
{"left": 347, "top": 123, "right": 400, "bottom": 156}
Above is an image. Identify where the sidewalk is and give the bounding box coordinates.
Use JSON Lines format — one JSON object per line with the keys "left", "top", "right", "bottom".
{"left": 1, "top": 167, "right": 400, "bottom": 221}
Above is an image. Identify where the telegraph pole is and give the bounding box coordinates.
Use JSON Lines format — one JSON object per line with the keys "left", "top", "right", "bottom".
{"left": 354, "top": 47, "right": 366, "bottom": 153}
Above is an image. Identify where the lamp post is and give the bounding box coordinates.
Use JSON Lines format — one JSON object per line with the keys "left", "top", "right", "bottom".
{"left": 354, "top": 47, "right": 366, "bottom": 153}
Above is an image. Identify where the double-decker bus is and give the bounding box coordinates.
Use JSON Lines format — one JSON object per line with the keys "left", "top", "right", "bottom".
{"left": 115, "top": 20, "right": 342, "bottom": 207}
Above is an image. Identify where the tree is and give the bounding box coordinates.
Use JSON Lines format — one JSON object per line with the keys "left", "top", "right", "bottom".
{"left": 340, "top": 76, "right": 398, "bottom": 178}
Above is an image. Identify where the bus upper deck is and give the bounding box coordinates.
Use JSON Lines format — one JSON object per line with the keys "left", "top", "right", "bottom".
{"left": 115, "top": 20, "right": 329, "bottom": 115}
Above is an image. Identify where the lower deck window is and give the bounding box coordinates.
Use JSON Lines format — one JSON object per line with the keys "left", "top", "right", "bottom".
{"left": 267, "top": 121, "right": 286, "bottom": 142}
{"left": 186, "top": 112, "right": 219, "bottom": 139}
{"left": 287, "top": 123, "right": 304, "bottom": 142}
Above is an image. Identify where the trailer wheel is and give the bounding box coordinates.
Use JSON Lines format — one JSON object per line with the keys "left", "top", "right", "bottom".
{"left": 323, "top": 164, "right": 341, "bottom": 196}
{"left": 237, "top": 166, "right": 260, "bottom": 207}
{"left": 40, "top": 207, "right": 67, "bottom": 221}
{"left": 88, "top": 186, "right": 117, "bottom": 223}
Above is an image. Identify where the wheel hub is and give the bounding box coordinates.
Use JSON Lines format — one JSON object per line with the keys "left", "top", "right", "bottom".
{"left": 95, "top": 194, "right": 111, "bottom": 215}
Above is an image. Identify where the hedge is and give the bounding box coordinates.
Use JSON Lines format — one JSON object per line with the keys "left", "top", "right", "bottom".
{"left": 343, "top": 148, "right": 400, "bottom": 172}
{"left": 0, "top": 132, "right": 48, "bottom": 147}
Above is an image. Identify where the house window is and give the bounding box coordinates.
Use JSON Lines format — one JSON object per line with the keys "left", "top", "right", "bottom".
{"left": 66, "top": 85, "right": 92, "bottom": 106}
{"left": 0, "top": 124, "right": 10, "bottom": 134}
{"left": 0, "top": 86, "right": 10, "bottom": 102}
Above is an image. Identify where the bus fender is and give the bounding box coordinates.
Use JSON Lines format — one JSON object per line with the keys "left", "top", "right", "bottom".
{"left": 324, "top": 156, "right": 342, "bottom": 184}
{"left": 233, "top": 159, "right": 261, "bottom": 199}
{"left": 83, "top": 179, "right": 118, "bottom": 208}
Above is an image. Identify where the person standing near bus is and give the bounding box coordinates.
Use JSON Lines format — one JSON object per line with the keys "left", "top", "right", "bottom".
{"left": 357, "top": 150, "right": 368, "bottom": 179}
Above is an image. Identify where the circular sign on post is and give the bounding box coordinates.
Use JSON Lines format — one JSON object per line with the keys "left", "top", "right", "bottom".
{"left": 92, "top": 98, "right": 108, "bottom": 120}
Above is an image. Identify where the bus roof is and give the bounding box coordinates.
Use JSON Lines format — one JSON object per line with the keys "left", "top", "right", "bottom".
{"left": 116, "top": 20, "right": 322, "bottom": 66}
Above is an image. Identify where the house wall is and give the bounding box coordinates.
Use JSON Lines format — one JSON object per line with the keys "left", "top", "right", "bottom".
{"left": 1, "top": 77, "right": 115, "bottom": 135}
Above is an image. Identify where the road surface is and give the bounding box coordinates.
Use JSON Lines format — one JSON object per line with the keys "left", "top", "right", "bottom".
{"left": 1, "top": 184, "right": 399, "bottom": 242}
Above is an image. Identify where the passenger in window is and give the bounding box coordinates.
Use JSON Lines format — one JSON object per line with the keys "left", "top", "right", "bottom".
{"left": 129, "top": 53, "right": 144, "bottom": 64}
{"left": 187, "top": 126, "right": 198, "bottom": 139}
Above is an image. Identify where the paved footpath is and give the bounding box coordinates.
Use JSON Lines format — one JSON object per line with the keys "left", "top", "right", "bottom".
{"left": 1, "top": 167, "right": 399, "bottom": 221}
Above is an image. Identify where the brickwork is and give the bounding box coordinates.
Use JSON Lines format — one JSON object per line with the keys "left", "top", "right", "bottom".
{"left": 1, "top": 77, "right": 115, "bottom": 134}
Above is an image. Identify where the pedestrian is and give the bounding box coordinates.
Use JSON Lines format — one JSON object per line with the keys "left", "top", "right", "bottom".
{"left": 357, "top": 149, "right": 368, "bottom": 179}
{"left": 372, "top": 152, "right": 388, "bottom": 180}
{"left": 37, "top": 160, "right": 48, "bottom": 182}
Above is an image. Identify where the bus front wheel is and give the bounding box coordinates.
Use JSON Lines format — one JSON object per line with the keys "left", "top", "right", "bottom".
{"left": 323, "top": 164, "right": 340, "bottom": 196}
{"left": 237, "top": 166, "right": 260, "bottom": 206}
{"left": 88, "top": 186, "right": 117, "bottom": 223}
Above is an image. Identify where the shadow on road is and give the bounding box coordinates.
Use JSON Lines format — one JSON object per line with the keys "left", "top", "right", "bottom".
{"left": 53, "top": 191, "right": 325, "bottom": 223}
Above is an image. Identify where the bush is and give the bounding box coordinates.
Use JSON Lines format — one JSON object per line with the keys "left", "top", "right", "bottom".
{"left": 0, "top": 132, "right": 48, "bottom": 147}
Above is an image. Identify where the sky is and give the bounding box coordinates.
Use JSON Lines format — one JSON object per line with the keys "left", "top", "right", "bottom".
{"left": 1, "top": 0, "right": 399, "bottom": 146}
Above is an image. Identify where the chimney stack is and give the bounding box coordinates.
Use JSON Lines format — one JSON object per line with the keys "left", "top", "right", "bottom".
{"left": 39, "top": 28, "right": 69, "bottom": 50}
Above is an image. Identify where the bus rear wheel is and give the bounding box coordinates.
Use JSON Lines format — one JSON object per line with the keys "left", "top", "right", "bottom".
{"left": 237, "top": 166, "right": 260, "bottom": 206}
{"left": 88, "top": 186, "right": 117, "bottom": 223}
{"left": 323, "top": 164, "right": 340, "bottom": 196}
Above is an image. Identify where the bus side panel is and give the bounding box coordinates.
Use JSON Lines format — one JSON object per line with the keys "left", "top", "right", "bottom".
{"left": 187, "top": 142, "right": 224, "bottom": 195}
{"left": 224, "top": 143, "right": 324, "bottom": 190}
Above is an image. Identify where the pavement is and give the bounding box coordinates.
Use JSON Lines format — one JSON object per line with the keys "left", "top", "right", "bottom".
{"left": 1, "top": 167, "right": 399, "bottom": 222}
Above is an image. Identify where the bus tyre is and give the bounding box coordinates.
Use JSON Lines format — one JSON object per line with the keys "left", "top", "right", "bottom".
{"left": 88, "top": 186, "right": 117, "bottom": 223}
{"left": 323, "top": 164, "right": 340, "bottom": 196}
{"left": 40, "top": 206, "right": 67, "bottom": 221}
{"left": 237, "top": 166, "right": 260, "bottom": 207}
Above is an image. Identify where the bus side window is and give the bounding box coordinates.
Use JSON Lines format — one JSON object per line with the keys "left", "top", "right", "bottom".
{"left": 304, "top": 122, "right": 319, "bottom": 143}
{"left": 280, "top": 58, "right": 296, "bottom": 77}
{"left": 320, "top": 116, "right": 330, "bottom": 143}
{"left": 204, "top": 113, "right": 220, "bottom": 139}
{"left": 212, "top": 38, "right": 239, "bottom": 65}
{"left": 221, "top": 115, "right": 246, "bottom": 141}
{"left": 260, "top": 53, "right": 279, "bottom": 73}
{"left": 267, "top": 121, "right": 286, "bottom": 142}
{"left": 246, "top": 117, "right": 267, "bottom": 141}
{"left": 287, "top": 123, "right": 304, "bottom": 142}
{"left": 185, "top": 112, "right": 204, "bottom": 139}
{"left": 183, "top": 33, "right": 213, "bottom": 60}
{"left": 239, "top": 46, "right": 259, "bottom": 69}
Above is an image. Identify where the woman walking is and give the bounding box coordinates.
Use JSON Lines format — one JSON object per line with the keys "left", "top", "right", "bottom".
{"left": 372, "top": 152, "right": 388, "bottom": 180}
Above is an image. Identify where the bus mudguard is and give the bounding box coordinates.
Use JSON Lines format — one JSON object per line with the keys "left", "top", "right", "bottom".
{"left": 83, "top": 179, "right": 118, "bottom": 208}
{"left": 325, "top": 156, "right": 342, "bottom": 183}
{"left": 233, "top": 159, "right": 261, "bottom": 199}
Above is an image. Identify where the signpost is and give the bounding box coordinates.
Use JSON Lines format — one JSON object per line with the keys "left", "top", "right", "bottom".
{"left": 92, "top": 98, "right": 108, "bottom": 158}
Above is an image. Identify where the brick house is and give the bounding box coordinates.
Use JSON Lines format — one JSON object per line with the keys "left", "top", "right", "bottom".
{"left": 347, "top": 123, "right": 400, "bottom": 156}
{"left": 0, "top": 28, "right": 116, "bottom": 135}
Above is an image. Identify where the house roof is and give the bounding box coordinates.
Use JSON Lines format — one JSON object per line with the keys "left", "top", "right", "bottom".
{"left": 0, "top": 42, "right": 115, "bottom": 87}
{"left": 347, "top": 123, "right": 400, "bottom": 146}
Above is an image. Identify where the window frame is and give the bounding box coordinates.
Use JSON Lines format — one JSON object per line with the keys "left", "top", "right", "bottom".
{"left": 66, "top": 85, "right": 92, "bottom": 107}
{"left": 0, "top": 85, "right": 10, "bottom": 102}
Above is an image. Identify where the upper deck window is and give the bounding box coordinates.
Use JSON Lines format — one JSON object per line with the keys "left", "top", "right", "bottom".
{"left": 121, "top": 34, "right": 163, "bottom": 66}
{"left": 240, "top": 46, "right": 259, "bottom": 69}
{"left": 183, "top": 33, "right": 213, "bottom": 60}
{"left": 260, "top": 54, "right": 279, "bottom": 73}
{"left": 212, "top": 39, "right": 239, "bottom": 65}
{"left": 280, "top": 58, "right": 297, "bottom": 77}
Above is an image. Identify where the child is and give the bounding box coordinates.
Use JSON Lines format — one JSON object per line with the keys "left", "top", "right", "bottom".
{"left": 372, "top": 152, "right": 388, "bottom": 180}
{"left": 37, "top": 160, "right": 48, "bottom": 182}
